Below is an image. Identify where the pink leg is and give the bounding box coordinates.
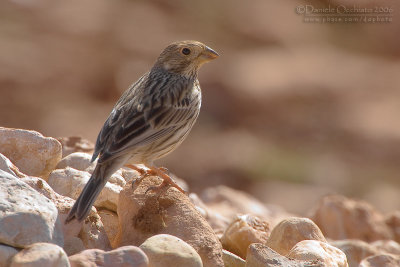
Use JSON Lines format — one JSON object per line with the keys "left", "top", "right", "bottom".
{"left": 126, "top": 164, "right": 185, "bottom": 194}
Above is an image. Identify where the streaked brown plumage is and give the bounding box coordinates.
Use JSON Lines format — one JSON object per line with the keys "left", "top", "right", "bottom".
{"left": 65, "top": 40, "right": 218, "bottom": 223}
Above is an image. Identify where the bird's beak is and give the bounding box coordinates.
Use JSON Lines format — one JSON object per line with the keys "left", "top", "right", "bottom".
{"left": 199, "top": 46, "right": 219, "bottom": 62}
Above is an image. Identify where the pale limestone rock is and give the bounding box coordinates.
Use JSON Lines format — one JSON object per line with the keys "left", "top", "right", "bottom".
{"left": 222, "top": 250, "right": 245, "bottom": 267}
{"left": 359, "top": 254, "right": 400, "bottom": 267}
{"left": 120, "top": 167, "right": 141, "bottom": 183}
{"left": 0, "top": 153, "right": 26, "bottom": 178}
{"left": 79, "top": 212, "right": 111, "bottom": 251}
{"left": 108, "top": 170, "right": 127, "bottom": 187}
{"left": 48, "top": 167, "right": 121, "bottom": 212}
{"left": 0, "top": 128, "right": 62, "bottom": 178}
{"left": 330, "top": 239, "right": 380, "bottom": 267}
{"left": 0, "top": 244, "right": 19, "bottom": 267}
{"left": 0, "top": 170, "right": 63, "bottom": 248}
{"left": 20, "top": 176, "right": 91, "bottom": 254}
{"left": 56, "top": 152, "right": 95, "bottom": 172}
{"left": 69, "top": 246, "right": 148, "bottom": 267}
{"left": 10, "top": 243, "right": 69, "bottom": 267}
{"left": 385, "top": 211, "right": 400, "bottom": 243}
{"left": 64, "top": 237, "right": 85, "bottom": 256}
{"left": 221, "top": 214, "right": 270, "bottom": 259}
{"left": 189, "top": 193, "right": 230, "bottom": 238}
{"left": 48, "top": 167, "right": 91, "bottom": 197}
{"left": 371, "top": 240, "right": 400, "bottom": 255}
{"left": 98, "top": 210, "right": 119, "bottom": 244}
{"left": 113, "top": 176, "right": 224, "bottom": 267}
{"left": 245, "top": 243, "right": 322, "bottom": 267}
{"left": 20, "top": 176, "right": 82, "bottom": 241}
{"left": 57, "top": 136, "right": 94, "bottom": 158}
{"left": 201, "top": 186, "right": 289, "bottom": 227}
{"left": 310, "top": 195, "right": 392, "bottom": 242}
{"left": 266, "top": 217, "right": 326, "bottom": 256}
{"left": 139, "top": 234, "right": 202, "bottom": 267}
{"left": 287, "top": 240, "right": 348, "bottom": 267}
{"left": 19, "top": 175, "right": 107, "bottom": 254}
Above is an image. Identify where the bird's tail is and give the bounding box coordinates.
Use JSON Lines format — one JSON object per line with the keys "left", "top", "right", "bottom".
{"left": 65, "top": 163, "right": 112, "bottom": 223}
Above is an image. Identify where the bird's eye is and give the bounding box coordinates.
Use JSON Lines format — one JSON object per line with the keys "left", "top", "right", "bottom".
{"left": 181, "top": 48, "right": 191, "bottom": 55}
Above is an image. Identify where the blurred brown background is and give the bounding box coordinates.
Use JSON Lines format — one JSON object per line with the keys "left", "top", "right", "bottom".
{"left": 1, "top": 0, "right": 399, "bottom": 214}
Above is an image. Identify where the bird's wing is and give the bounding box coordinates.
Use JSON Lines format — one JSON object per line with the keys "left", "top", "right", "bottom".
{"left": 91, "top": 74, "right": 148, "bottom": 162}
{"left": 92, "top": 74, "right": 199, "bottom": 164}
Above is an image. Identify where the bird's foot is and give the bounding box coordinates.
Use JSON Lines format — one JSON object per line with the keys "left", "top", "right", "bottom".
{"left": 126, "top": 165, "right": 184, "bottom": 194}
{"left": 125, "top": 164, "right": 149, "bottom": 175}
{"left": 145, "top": 167, "right": 186, "bottom": 195}
{"left": 125, "top": 164, "right": 152, "bottom": 189}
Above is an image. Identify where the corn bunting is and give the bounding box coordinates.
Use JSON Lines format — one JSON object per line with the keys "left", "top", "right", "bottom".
{"left": 66, "top": 40, "right": 218, "bottom": 223}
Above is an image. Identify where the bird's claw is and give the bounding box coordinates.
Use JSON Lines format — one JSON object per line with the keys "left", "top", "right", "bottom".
{"left": 158, "top": 167, "right": 169, "bottom": 175}
{"left": 129, "top": 165, "right": 185, "bottom": 195}
{"left": 145, "top": 185, "right": 160, "bottom": 195}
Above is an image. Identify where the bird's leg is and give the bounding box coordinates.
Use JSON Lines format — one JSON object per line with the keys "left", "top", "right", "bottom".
{"left": 125, "top": 164, "right": 148, "bottom": 175}
{"left": 145, "top": 167, "right": 186, "bottom": 194}
{"left": 125, "top": 164, "right": 185, "bottom": 194}
{"left": 125, "top": 164, "right": 153, "bottom": 188}
{"left": 158, "top": 167, "right": 169, "bottom": 175}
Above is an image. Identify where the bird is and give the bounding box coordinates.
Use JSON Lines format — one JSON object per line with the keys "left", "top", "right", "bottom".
{"left": 65, "top": 40, "right": 219, "bottom": 223}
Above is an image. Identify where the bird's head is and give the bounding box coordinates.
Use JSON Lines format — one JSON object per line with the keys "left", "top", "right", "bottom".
{"left": 154, "top": 40, "right": 219, "bottom": 78}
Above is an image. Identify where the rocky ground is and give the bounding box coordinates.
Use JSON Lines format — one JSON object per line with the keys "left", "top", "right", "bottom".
{"left": 1, "top": 0, "right": 400, "bottom": 217}
{"left": 1, "top": 1, "right": 400, "bottom": 266}
{"left": 1, "top": 127, "right": 400, "bottom": 266}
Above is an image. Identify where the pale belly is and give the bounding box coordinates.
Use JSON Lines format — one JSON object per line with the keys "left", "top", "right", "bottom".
{"left": 125, "top": 85, "right": 201, "bottom": 165}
